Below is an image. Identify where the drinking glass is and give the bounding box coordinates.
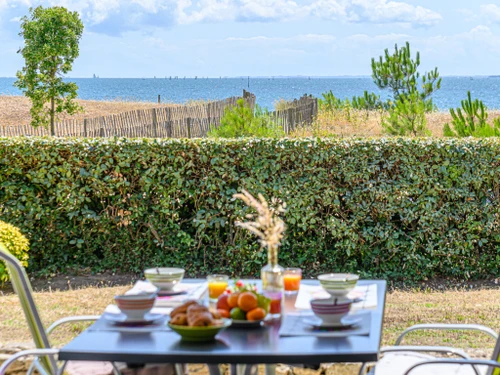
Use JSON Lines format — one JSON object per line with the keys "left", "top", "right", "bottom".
{"left": 284, "top": 268, "right": 302, "bottom": 293}
{"left": 207, "top": 275, "right": 229, "bottom": 301}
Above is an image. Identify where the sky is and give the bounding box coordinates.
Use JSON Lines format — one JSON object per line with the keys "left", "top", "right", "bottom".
{"left": 1, "top": 0, "right": 500, "bottom": 77}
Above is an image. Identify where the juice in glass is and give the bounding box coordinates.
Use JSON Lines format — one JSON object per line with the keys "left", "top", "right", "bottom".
{"left": 207, "top": 275, "right": 229, "bottom": 301}
{"left": 284, "top": 268, "right": 302, "bottom": 293}
{"left": 264, "top": 291, "right": 282, "bottom": 316}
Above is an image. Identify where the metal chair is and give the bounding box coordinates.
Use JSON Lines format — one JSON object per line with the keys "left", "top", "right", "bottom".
{"left": 0, "top": 243, "right": 120, "bottom": 375}
{"left": 360, "top": 323, "right": 500, "bottom": 375}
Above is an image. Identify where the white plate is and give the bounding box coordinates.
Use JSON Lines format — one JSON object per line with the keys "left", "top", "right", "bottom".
{"left": 103, "top": 312, "right": 165, "bottom": 325}
{"left": 303, "top": 315, "right": 362, "bottom": 328}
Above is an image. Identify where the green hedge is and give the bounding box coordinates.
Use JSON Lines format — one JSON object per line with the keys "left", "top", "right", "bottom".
{"left": 0, "top": 137, "right": 499, "bottom": 281}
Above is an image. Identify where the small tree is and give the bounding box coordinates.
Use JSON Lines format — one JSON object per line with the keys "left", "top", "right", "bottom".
{"left": 15, "top": 6, "right": 84, "bottom": 135}
{"left": 382, "top": 92, "right": 430, "bottom": 136}
{"left": 371, "top": 41, "right": 441, "bottom": 110}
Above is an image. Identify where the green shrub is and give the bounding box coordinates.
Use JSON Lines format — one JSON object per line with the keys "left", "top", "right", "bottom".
{"left": 319, "top": 90, "right": 386, "bottom": 113}
{"left": 351, "top": 91, "right": 385, "bottom": 111}
{"left": 444, "top": 91, "right": 500, "bottom": 137}
{"left": 318, "top": 91, "right": 346, "bottom": 112}
{"left": 0, "top": 137, "right": 499, "bottom": 281}
{"left": 0, "top": 220, "right": 30, "bottom": 283}
{"left": 208, "top": 99, "right": 284, "bottom": 138}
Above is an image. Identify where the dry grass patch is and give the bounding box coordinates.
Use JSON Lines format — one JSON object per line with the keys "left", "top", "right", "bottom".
{"left": 0, "top": 96, "right": 180, "bottom": 127}
{"left": 291, "top": 109, "right": 500, "bottom": 138}
{"left": 0, "top": 285, "right": 130, "bottom": 345}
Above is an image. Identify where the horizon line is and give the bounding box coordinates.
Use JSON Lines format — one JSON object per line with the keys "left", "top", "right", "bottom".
{"left": 1, "top": 75, "right": 498, "bottom": 79}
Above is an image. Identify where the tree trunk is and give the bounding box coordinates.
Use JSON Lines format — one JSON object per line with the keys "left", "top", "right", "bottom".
{"left": 50, "top": 97, "right": 55, "bottom": 136}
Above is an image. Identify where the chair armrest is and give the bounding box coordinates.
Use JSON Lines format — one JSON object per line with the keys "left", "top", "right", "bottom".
{"left": 358, "top": 346, "right": 472, "bottom": 375}
{"left": 381, "top": 345, "right": 471, "bottom": 359}
{"left": 0, "top": 348, "right": 59, "bottom": 375}
{"left": 395, "top": 324, "right": 498, "bottom": 345}
{"left": 47, "top": 315, "right": 101, "bottom": 335}
{"left": 403, "top": 358, "right": 500, "bottom": 375}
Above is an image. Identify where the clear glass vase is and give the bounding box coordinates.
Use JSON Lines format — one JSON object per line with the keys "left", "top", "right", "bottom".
{"left": 261, "top": 246, "right": 284, "bottom": 319}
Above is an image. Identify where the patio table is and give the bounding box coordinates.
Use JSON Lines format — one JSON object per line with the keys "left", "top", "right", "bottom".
{"left": 59, "top": 279, "right": 386, "bottom": 374}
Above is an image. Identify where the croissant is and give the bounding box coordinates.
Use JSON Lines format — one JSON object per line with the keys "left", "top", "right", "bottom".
{"left": 170, "top": 313, "right": 188, "bottom": 326}
{"left": 188, "top": 312, "right": 214, "bottom": 327}
{"left": 170, "top": 300, "right": 197, "bottom": 318}
{"left": 186, "top": 304, "right": 209, "bottom": 317}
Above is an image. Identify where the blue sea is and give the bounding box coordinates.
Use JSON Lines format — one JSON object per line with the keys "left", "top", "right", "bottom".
{"left": 1, "top": 76, "right": 500, "bottom": 110}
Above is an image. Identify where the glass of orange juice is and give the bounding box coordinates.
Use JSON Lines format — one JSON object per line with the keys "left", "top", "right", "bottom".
{"left": 284, "top": 268, "right": 302, "bottom": 293}
{"left": 207, "top": 275, "right": 229, "bottom": 301}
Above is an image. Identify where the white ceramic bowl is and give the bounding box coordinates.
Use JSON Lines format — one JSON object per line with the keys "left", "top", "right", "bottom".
{"left": 115, "top": 293, "right": 157, "bottom": 320}
{"left": 318, "top": 273, "right": 359, "bottom": 297}
{"left": 144, "top": 267, "right": 185, "bottom": 290}
{"left": 310, "top": 297, "right": 353, "bottom": 324}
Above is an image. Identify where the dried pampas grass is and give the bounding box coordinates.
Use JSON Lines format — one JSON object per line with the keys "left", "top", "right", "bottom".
{"left": 233, "top": 190, "right": 286, "bottom": 265}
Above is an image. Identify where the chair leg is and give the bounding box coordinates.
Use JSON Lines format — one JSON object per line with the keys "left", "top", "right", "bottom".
{"left": 26, "top": 361, "right": 36, "bottom": 375}
{"left": 57, "top": 361, "right": 68, "bottom": 375}
{"left": 112, "top": 362, "right": 123, "bottom": 375}
{"left": 33, "top": 359, "right": 52, "bottom": 375}
{"left": 0, "top": 349, "right": 58, "bottom": 375}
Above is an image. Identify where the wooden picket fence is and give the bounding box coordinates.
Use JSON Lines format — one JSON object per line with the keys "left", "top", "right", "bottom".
{"left": 269, "top": 95, "right": 318, "bottom": 133}
{"left": 0, "top": 91, "right": 318, "bottom": 138}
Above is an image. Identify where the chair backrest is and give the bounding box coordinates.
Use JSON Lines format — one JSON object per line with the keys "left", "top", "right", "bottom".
{"left": 0, "top": 243, "right": 57, "bottom": 374}
{"left": 488, "top": 335, "right": 500, "bottom": 375}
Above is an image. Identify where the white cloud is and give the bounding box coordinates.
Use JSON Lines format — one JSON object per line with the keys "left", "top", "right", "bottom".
{"left": 481, "top": 4, "right": 500, "bottom": 23}
{"left": 308, "top": 0, "right": 441, "bottom": 27}
{"left": 181, "top": 0, "right": 442, "bottom": 26}
{"left": 225, "top": 34, "right": 336, "bottom": 43}
{"left": 0, "top": 0, "right": 442, "bottom": 35}
{"left": 347, "top": 32, "right": 410, "bottom": 43}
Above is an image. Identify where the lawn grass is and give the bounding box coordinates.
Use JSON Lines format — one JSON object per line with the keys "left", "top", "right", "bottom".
{"left": 1, "top": 286, "right": 499, "bottom": 374}
{"left": 1, "top": 285, "right": 499, "bottom": 350}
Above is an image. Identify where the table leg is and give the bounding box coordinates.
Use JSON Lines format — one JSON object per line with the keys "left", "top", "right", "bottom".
{"left": 265, "top": 364, "right": 276, "bottom": 375}
{"left": 232, "top": 363, "right": 260, "bottom": 375}
{"left": 236, "top": 364, "right": 247, "bottom": 375}
{"left": 245, "top": 364, "right": 258, "bottom": 375}
{"left": 208, "top": 364, "right": 222, "bottom": 375}
{"left": 175, "top": 364, "right": 186, "bottom": 375}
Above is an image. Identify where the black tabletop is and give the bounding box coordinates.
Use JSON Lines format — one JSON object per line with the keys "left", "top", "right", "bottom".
{"left": 59, "top": 279, "right": 386, "bottom": 365}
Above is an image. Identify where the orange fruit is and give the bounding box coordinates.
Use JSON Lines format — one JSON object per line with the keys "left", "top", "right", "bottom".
{"left": 246, "top": 307, "right": 266, "bottom": 321}
{"left": 237, "top": 292, "right": 258, "bottom": 312}
{"left": 216, "top": 294, "right": 230, "bottom": 311}
{"left": 227, "top": 292, "right": 241, "bottom": 308}
{"left": 217, "top": 309, "right": 230, "bottom": 318}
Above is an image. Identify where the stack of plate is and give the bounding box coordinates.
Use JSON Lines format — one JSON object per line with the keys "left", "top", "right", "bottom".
{"left": 144, "top": 267, "right": 185, "bottom": 291}
{"left": 318, "top": 273, "right": 359, "bottom": 297}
